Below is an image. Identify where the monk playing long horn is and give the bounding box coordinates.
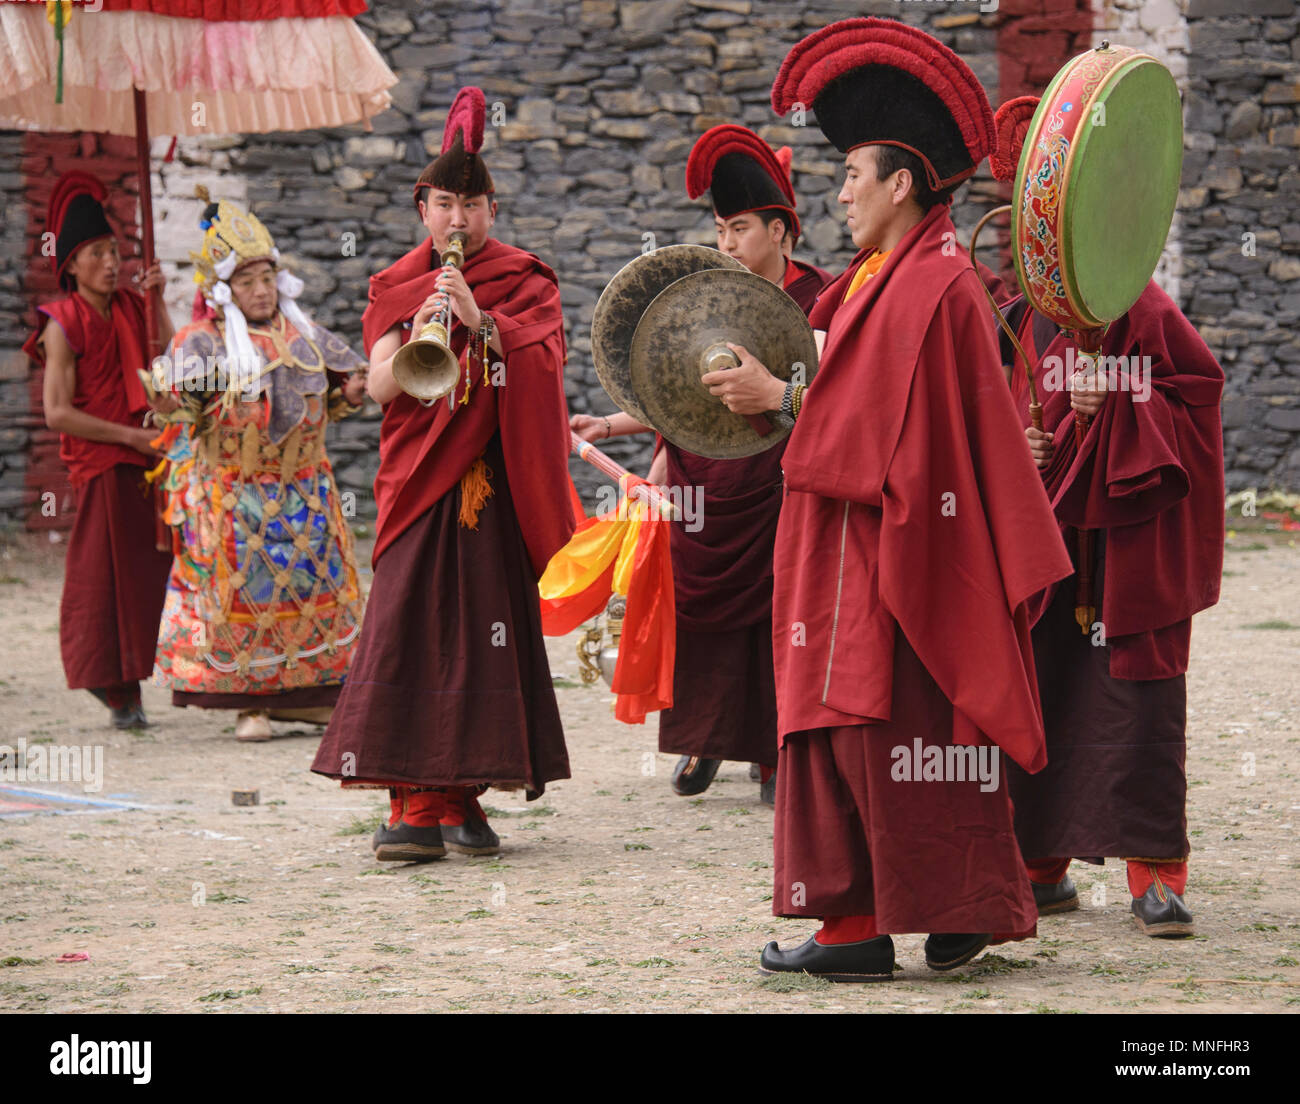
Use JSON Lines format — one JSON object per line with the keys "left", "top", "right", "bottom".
{"left": 311, "top": 87, "right": 576, "bottom": 862}
{"left": 572, "top": 125, "right": 830, "bottom": 804}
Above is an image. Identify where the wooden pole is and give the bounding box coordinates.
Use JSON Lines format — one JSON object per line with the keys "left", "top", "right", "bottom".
{"left": 570, "top": 431, "right": 679, "bottom": 520}
{"left": 132, "top": 87, "right": 159, "bottom": 364}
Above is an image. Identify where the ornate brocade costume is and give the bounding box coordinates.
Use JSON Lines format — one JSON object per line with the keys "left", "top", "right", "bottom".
{"left": 153, "top": 311, "right": 366, "bottom": 700}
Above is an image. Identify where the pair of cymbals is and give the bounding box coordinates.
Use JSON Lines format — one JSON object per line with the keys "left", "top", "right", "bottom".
{"left": 591, "top": 245, "right": 818, "bottom": 459}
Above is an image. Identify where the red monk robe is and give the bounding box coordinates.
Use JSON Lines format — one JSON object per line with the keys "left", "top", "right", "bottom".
{"left": 998, "top": 282, "right": 1224, "bottom": 919}
{"left": 770, "top": 204, "right": 1072, "bottom": 936}
{"left": 657, "top": 256, "right": 830, "bottom": 773}
{"left": 310, "top": 237, "right": 576, "bottom": 798}
{"left": 24, "top": 288, "right": 172, "bottom": 713}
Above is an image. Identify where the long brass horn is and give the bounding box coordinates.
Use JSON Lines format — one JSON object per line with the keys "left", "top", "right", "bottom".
{"left": 392, "top": 230, "right": 468, "bottom": 405}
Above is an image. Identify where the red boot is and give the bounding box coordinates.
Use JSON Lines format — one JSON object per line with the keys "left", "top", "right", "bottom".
{"left": 371, "top": 787, "right": 446, "bottom": 862}
{"left": 1127, "top": 861, "right": 1193, "bottom": 937}
{"left": 440, "top": 787, "right": 501, "bottom": 856}
{"left": 1024, "top": 857, "right": 1078, "bottom": 915}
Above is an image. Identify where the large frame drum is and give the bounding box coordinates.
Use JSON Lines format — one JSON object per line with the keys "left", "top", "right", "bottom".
{"left": 1012, "top": 43, "right": 1183, "bottom": 333}
{"left": 1009, "top": 43, "right": 1183, "bottom": 631}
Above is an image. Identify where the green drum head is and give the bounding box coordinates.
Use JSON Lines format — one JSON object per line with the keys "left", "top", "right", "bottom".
{"left": 1063, "top": 59, "right": 1183, "bottom": 325}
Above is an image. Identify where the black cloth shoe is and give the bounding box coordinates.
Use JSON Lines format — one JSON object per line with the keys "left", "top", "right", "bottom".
{"left": 88, "top": 689, "right": 149, "bottom": 729}
{"left": 442, "top": 814, "right": 501, "bottom": 856}
{"left": 372, "top": 820, "right": 446, "bottom": 862}
{"left": 671, "top": 755, "right": 721, "bottom": 796}
{"left": 759, "top": 934, "right": 896, "bottom": 983}
{"left": 111, "top": 704, "right": 150, "bottom": 730}
{"left": 759, "top": 771, "right": 775, "bottom": 806}
{"left": 1032, "top": 874, "right": 1079, "bottom": 915}
{"left": 1131, "top": 883, "right": 1194, "bottom": 937}
{"left": 924, "top": 933, "right": 991, "bottom": 971}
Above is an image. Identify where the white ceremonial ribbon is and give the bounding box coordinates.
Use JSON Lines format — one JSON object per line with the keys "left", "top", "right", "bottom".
{"left": 206, "top": 284, "right": 263, "bottom": 402}
{"left": 213, "top": 252, "right": 238, "bottom": 281}
{"left": 275, "top": 267, "right": 318, "bottom": 342}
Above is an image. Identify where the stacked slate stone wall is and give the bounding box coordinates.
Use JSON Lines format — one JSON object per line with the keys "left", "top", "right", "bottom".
{"left": 4, "top": 0, "right": 1296, "bottom": 529}
{"left": 0, "top": 132, "right": 26, "bottom": 523}
{"left": 1182, "top": 0, "right": 1300, "bottom": 491}
{"left": 144, "top": 0, "right": 1006, "bottom": 517}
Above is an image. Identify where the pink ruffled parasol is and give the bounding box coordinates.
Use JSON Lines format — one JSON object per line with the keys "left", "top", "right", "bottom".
{"left": 0, "top": 0, "right": 397, "bottom": 354}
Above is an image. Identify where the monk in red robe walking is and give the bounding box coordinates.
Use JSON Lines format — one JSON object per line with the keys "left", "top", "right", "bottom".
{"left": 571, "top": 125, "right": 829, "bottom": 803}
{"left": 311, "top": 88, "right": 576, "bottom": 861}
{"left": 987, "top": 97, "right": 1226, "bottom": 938}
{"left": 712, "top": 19, "right": 1072, "bottom": 981}
{"left": 24, "top": 172, "right": 174, "bottom": 729}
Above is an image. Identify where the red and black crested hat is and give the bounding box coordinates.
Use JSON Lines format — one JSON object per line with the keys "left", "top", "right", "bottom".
{"left": 990, "top": 96, "right": 1040, "bottom": 184}
{"left": 413, "top": 86, "right": 494, "bottom": 208}
{"left": 771, "top": 17, "right": 995, "bottom": 191}
{"left": 686, "top": 124, "right": 802, "bottom": 241}
{"left": 48, "top": 171, "right": 114, "bottom": 291}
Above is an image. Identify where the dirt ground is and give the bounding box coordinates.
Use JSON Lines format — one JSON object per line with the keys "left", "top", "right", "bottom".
{"left": 0, "top": 526, "right": 1297, "bottom": 1015}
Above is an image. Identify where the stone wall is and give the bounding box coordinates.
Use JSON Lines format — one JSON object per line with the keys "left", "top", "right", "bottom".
{"left": 0, "top": 132, "right": 26, "bottom": 523}
{"left": 2, "top": 0, "right": 1296, "bottom": 529}
{"left": 4, "top": 0, "right": 1006, "bottom": 526}
{"left": 1182, "top": 0, "right": 1300, "bottom": 491}
{"left": 226, "top": 0, "right": 1008, "bottom": 513}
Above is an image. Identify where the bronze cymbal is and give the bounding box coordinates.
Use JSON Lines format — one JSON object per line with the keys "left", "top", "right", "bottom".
{"left": 628, "top": 269, "right": 817, "bottom": 460}
{"left": 591, "top": 245, "right": 745, "bottom": 426}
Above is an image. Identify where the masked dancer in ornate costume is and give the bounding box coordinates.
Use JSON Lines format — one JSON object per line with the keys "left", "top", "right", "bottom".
{"left": 152, "top": 191, "right": 367, "bottom": 742}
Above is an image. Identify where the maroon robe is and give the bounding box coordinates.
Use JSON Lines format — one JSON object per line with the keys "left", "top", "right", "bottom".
{"left": 658, "top": 257, "right": 830, "bottom": 767}
{"left": 1002, "top": 283, "right": 1225, "bottom": 863}
{"left": 24, "top": 290, "right": 152, "bottom": 488}
{"left": 311, "top": 238, "right": 574, "bottom": 796}
{"left": 362, "top": 237, "right": 575, "bottom": 573}
{"left": 771, "top": 205, "right": 1072, "bottom": 933}
{"left": 975, "top": 260, "right": 1015, "bottom": 310}
{"left": 24, "top": 291, "right": 171, "bottom": 693}
{"left": 311, "top": 434, "right": 569, "bottom": 796}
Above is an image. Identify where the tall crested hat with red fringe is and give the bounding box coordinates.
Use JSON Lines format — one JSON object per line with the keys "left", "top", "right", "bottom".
{"left": 771, "top": 17, "right": 995, "bottom": 191}
{"left": 413, "top": 86, "right": 494, "bottom": 208}
{"left": 48, "top": 171, "right": 115, "bottom": 291}
{"left": 990, "top": 96, "right": 1040, "bottom": 184}
{"left": 686, "top": 124, "right": 802, "bottom": 242}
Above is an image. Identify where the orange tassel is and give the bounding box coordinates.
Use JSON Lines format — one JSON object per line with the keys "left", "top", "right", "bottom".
{"left": 458, "top": 456, "right": 493, "bottom": 529}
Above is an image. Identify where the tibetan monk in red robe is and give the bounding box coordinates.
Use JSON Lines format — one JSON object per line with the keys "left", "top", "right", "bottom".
{"left": 711, "top": 19, "right": 1071, "bottom": 981}
{"left": 986, "top": 97, "right": 1225, "bottom": 938}
{"left": 572, "top": 125, "right": 829, "bottom": 804}
{"left": 311, "top": 88, "right": 576, "bottom": 861}
{"left": 23, "top": 172, "right": 174, "bottom": 729}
